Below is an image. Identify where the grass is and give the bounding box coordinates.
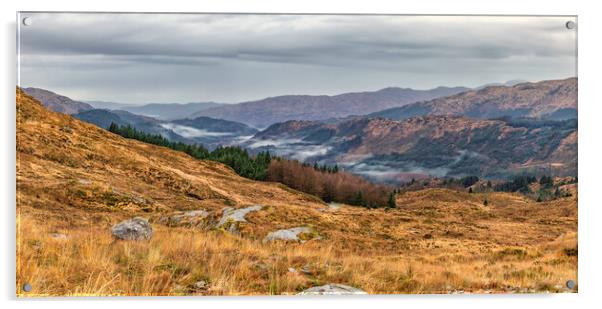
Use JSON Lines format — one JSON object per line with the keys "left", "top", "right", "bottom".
{"left": 17, "top": 211, "right": 578, "bottom": 296}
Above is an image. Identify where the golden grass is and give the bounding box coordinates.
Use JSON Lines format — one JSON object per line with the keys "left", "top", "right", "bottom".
{"left": 17, "top": 210, "right": 577, "bottom": 296}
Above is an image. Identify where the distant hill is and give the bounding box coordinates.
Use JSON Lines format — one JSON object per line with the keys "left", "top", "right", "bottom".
{"left": 23, "top": 87, "right": 94, "bottom": 114}
{"left": 73, "top": 109, "right": 190, "bottom": 143}
{"left": 191, "top": 86, "right": 469, "bottom": 128}
{"left": 246, "top": 115, "right": 577, "bottom": 181}
{"left": 73, "top": 109, "right": 257, "bottom": 149}
{"left": 370, "top": 78, "right": 577, "bottom": 121}
{"left": 86, "top": 101, "right": 225, "bottom": 120}
{"left": 121, "top": 102, "right": 225, "bottom": 120}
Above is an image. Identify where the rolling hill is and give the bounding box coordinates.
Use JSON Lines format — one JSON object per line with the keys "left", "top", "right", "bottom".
{"left": 370, "top": 78, "right": 577, "bottom": 121}
{"left": 23, "top": 87, "right": 94, "bottom": 114}
{"left": 191, "top": 86, "right": 469, "bottom": 128}
{"left": 16, "top": 88, "right": 577, "bottom": 295}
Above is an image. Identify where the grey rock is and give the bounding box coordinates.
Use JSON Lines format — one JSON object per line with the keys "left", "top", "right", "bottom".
{"left": 49, "top": 233, "right": 68, "bottom": 240}
{"left": 111, "top": 217, "right": 153, "bottom": 240}
{"left": 297, "top": 284, "right": 367, "bottom": 295}
{"left": 263, "top": 226, "right": 313, "bottom": 242}
{"left": 217, "top": 205, "right": 262, "bottom": 234}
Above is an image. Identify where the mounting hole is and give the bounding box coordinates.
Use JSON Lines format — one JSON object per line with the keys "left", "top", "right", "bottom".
{"left": 566, "top": 280, "right": 576, "bottom": 289}
{"left": 22, "top": 283, "right": 32, "bottom": 292}
{"left": 565, "top": 21, "right": 576, "bottom": 30}
{"left": 22, "top": 17, "right": 33, "bottom": 26}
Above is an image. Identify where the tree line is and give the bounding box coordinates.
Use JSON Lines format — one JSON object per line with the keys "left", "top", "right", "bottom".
{"left": 108, "top": 123, "right": 394, "bottom": 208}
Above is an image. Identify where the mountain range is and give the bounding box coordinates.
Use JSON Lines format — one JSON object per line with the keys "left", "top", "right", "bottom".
{"left": 190, "top": 86, "right": 469, "bottom": 128}
{"left": 371, "top": 78, "right": 577, "bottom": 121}
{"left": 23, "top": 77, "right": 578, "bottom": 181}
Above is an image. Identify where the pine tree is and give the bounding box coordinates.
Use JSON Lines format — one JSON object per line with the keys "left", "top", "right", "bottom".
{"left": 387, "top": 192, "right": 396, "bottom": 209}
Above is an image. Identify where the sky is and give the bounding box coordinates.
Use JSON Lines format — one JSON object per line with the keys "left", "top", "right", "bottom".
{"left": 18, "top": 13, "right": 577, "bottom": 104}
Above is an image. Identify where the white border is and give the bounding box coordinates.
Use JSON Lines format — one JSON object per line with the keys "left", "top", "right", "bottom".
{"left": 2, "top": 1, "right": 601, "bottom": 308}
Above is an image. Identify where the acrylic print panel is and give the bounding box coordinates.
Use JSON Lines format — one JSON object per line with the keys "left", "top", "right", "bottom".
{"left": 16, "top": 13, "right": 577, "bottom": 296}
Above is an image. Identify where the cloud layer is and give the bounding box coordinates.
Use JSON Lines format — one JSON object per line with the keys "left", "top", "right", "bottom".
{"left": 18, "top": 13, "right": 577, "bottom": 103}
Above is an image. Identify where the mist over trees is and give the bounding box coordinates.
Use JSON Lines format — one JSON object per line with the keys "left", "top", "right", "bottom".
{"left": 108, "top": 123, "right": 394, "bottom": 208}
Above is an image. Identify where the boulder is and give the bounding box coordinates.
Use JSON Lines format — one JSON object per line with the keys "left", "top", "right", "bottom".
{"left": 263, "top": 226, "right": 314, "bottom": 243}
{"left": 111, "top": 217, "right": 153, "bottom": 240}
{"left": 297, "top": 284, "right": 367, "bottom": 295}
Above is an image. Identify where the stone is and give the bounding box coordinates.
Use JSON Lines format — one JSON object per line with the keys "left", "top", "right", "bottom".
{"left": 297, "top": 284, "right": 367, "bottom": 295}
{"left": 217, "top": 205, "right": 262, "bottom": 234}
{"left": 49, "top": 233, "right": 68, "bottom": 240}
{"left": 111, "top": 217, "right": 153, "bottom": 240}
{"left": 263, "top": 226, "right": 313, "bottom": 243}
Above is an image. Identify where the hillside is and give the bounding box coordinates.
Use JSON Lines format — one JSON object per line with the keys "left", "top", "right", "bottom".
{"left": 23, "top": 87, "right": 94, "bottom": 114}
{"left": 371, "top": 78, "right": 577, "bottom": 121}
{"left": 246, "top": 115, "right": 578, "bottom": 180}
{"left": 16, "top": 89, "right": 577, "bottom": 296}
{"left": 192, "top": 86, "right": 468, "bottom": 128}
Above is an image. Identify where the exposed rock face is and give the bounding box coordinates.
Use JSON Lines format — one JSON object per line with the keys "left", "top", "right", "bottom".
{"left": 217, "top": 205, "right": 262, "bottom": 234}
{"left": 263, "top": 226, "right": 314, "bottom": 242}
{"left": 297, "top": 284, "right": 367, "bottom": 295}
{"left": 111, "top": 217, "right": 153, "bottom": 240}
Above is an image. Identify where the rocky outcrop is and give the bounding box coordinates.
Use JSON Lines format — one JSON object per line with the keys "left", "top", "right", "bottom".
{"left": 217, "top": 205, "right": 262, "bottom": 235}
{"left": 297, "top": 284, "right": 367, "bottom": 295}
{"left": 111, "top": 217, "right": 153, "bottom": 240}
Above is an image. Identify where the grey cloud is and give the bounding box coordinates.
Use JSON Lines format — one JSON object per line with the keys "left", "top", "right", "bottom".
{"left": 18, "top": 13, "right": 576, "bottom": 103}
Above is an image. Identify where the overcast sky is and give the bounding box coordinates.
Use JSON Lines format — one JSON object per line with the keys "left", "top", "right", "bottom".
{"left": 18, "top": 13, "right": 577, "bottom": 104}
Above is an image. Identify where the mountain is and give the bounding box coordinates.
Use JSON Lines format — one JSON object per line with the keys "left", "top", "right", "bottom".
{"left": 170, "top": 116, "right": 257, "bottom": 136}
{"left": 86, "top": 101, "right": 225, "bottom": 120}
{"left": 73, "top": 109, "right": 256, "bottom": 149}
{"left": 245, "top": 115, "right": 577, "bottom": 181}
{"left": 73, "top": 109, "right": 190, "bottom": 143}
{"left": 16, "top": 87, "right": 578, "bottom": 295}
{"left": 191, "top": 86, "right": 469, "bottom": 128}
{"left": 371, "top": 78, "right": 577, "bottom": 121}
{"left": 22, "top": 87, "right": 94, "bottom": 114}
